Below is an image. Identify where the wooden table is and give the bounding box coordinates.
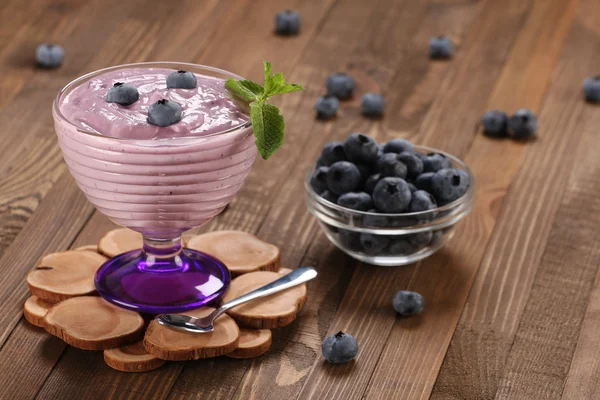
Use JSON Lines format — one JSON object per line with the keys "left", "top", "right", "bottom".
{"left": 1, "top": 0, "right": 599, "bottom": 399}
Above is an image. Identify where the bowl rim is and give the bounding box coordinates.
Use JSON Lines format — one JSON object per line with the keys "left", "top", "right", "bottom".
{"left": 52, "top": 61, "right": 252, "bottom": 142}
{"left": 304, "top": 144, "right": 475, "bottom": 219}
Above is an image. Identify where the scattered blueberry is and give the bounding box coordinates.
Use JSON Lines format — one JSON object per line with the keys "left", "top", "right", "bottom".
{"left": 310, "top": 166, "right": 329, "bottom": 193}
{"left": 275, "top": 10, "right": 301, "bottom": 35}
{"left": 387, "top": 238, "right": 414, "bottom": 255}
{"left": 415, "top": 172, "right": 435, "bottom": 192}
{"left": 407, "top": 182, "right": 418, "bottom": 193}
{"left": 378, "top": 153, "right": 408, "bottom": 179}
{"left": 319, "top": 141, "right": 347, "bottom": 166}
{"left": 482, "top": 110, "right": 508, "bottom": 138}
{"left": 430, "top": 168, "right": 470, "bottom": 204}
{"left": 326, "top": 73, "right": 356, "bottom": 100}
{"left": 429, "top": 36, "right": 453, "bottom": 59}
{"left": 106, "top": 82, "right": 139, "bottom": 106}
{"left": 320, "top": 190, "right": 339, "bottom": 203}
{"left": 360, "top": 233, "right": 389, "bottom": 255}
{"left": 383, "top": 138, "right": 414, "bottom": 154}
{"left": 583, "top": 76, "right": 600, "bottom": 103}
{"left": 322, "top": 331, "right": 358, "bottom": 364}
{"left": 327, "top": 161, "right": 362, "bottom": 195}
{"left": 361, "top": 93, "right": 385, "bottom": 117}
{"left": 392, "top": 291, "right": 425, "bottom": 316}
{"left": 343, "top": 133, "right": 379, "bottom": 164}
{"left": 147, "top": 99, "right": 182, "bottom": 127}
{"left": 409, "top": 190, "right": 437, "bottom": 213}
{"left": 315, "top": 96, "right": 340, "bottom": 120}
{"left": 372, "top": 177, "right": 412, "bottom": 213}
{"left": 397, "top": 153, "right": 423, "bottom": 180}
{"left": 364, "top": 174, "right": 381, "bottom": 194}
{"left": 166, "top": 70, "right": 197, "bottom": 89}
{"left": 337, "top": 192, "right": 373, "bottom": 211}
{"left": 508, "top": 108, "right": 537, "bottom": 139}
{"left": 422, "top": 153, "right": 452, "bottom": 173}
{"left": 36, "top": 44, "right": 64, "bottom": 68}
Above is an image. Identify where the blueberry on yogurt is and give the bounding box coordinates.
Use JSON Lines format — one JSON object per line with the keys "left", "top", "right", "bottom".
{"left": 166, "top": 70, "right": 197, "bottom": 89}
{"left": 147, "top": 99, "right": 182, "bottom": 127}
{"left": 106, "top": 82, "right": 139, "bottom": 106}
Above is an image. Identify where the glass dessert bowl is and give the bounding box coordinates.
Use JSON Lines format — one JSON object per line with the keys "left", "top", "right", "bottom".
{"left": 53, "top": 62, "right": 257, "bottom": 313}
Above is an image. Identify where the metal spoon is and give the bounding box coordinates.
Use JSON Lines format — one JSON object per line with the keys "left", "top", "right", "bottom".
{"left": 156, "top": 266, "right": 317, "bottom": 333}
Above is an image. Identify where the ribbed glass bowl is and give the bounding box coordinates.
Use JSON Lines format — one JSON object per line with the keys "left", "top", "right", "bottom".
{"left": 305, "top": 145, "right": 474, "bottom": 266}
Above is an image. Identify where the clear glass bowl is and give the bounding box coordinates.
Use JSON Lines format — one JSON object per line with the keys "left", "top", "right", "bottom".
{"left": 305, "top": 145, "right": 474, "bottom": 266}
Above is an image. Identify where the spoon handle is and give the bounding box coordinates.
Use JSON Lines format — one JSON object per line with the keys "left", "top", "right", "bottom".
{"left": 215, "top": 267, "right": 317, "bottom": 318}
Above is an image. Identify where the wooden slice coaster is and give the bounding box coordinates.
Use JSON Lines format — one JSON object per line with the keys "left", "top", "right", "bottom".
{"left": 144, "top": 307, "right": 239, "bottom": 361}
{"left": 222, "top": 271, "right": 307, "bottom": 329}
{"left": 278, "top": 267, "right": 293, "bottom": 275}
{"left": 186, "top": 231, "right": 280, "bottom": 275}
{"left": 98, "top": 228, "right": 143, "bottom": 258}
{"left": 226, "top": 329, "right": 272, "bottom": 359}
{"left": 44, "top": 296, "right": 144, "bottom": 350}
{"left": 74, "top": 244, "right": 99, "bottom": 253}
{"left": 26, "top": 251, "right": 107, "bottom": 303}
{"left": 23, "top": 295, "right": 53, "bottom": 327}
{"left": 104, "top": 341, "right": 166, "bottom": 372}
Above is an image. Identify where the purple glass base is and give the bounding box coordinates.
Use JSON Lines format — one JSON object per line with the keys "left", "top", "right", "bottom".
{"left": 95, "top": 248, "right": 230, "bottom": 314}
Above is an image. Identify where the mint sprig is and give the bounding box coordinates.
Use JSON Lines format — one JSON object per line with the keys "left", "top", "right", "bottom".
{"left": 225, "top": 61, "right": 303, "bottom": 160}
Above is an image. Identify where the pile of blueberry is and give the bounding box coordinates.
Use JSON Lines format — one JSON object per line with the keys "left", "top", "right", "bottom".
{"left": 481, "top": 108, "right": 538, "bottom": 139}
{"left": 310, "top": 134, "right": 470, "bottom": 256}
{"left": 106, "top": 70, "right": 197, "bottom": 127}
{"left": 315, "top": 73, "right": 385, "bottom": 120}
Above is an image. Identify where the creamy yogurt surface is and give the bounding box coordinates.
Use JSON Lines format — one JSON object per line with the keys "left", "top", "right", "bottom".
{"left": 59, "top": 67, "right": 249, "bottom": 140}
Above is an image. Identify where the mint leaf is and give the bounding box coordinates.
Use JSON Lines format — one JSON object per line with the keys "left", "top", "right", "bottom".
{"left": 265, "top": 72, "right": 285, "bottom": 96}
{"left": 270, "top": 83, "right": 304, "bottom": 96}
{"left": 239, "top": 80, "right": 264, "bottom": 97}
{"left": 264, "top": 61, "right": 273, "bottom": 86}
{"left": 250, "top": 102, "right": 284, "bottom": 160}
{"left": 225, "top": 79, "right": 258, "bottom": 102}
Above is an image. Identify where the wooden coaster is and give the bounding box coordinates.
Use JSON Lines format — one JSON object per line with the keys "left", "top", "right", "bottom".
{"left": 222, "top": 271, "right": 307, "bottom": 329}
{"left": 104, "top": 341, "right": 166, "bottom": 372}
{"left": 226, "top": 329, "right": 272, "bottom": 359}
{"left": 26, "top": 251, "right": 107, "bottom": 303}
{"left": 144, "top": 308, "right": 239, "bottom": 361}
{"left": 187, "top": 231, "right": 280, "bottom": 275}
{"left": 44, "top": 296, "right": 144, "bottom": 350}
{"left": 74, "top": 244, "right": 99, "bottom": 253}
{"left": 23, "top": 296, "right": 53, "bottom": 327}
{"left": 278, "top": 267, "right": 293, "bottom": 275}
{"left": 98, "top": 228, "right": 143, "bottom": 258}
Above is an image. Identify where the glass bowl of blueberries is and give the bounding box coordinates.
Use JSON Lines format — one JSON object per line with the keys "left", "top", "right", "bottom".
{"left": 305, "top": 134, "right": 474, "bottom": 266}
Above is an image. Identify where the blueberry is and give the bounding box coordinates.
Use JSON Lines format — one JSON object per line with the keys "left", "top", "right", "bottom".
{"left": 422, "top": 153, "right": 452, "bottom": 173}
{"left": 482, "top": 110, "right": 508, "bottom": 138}
{"left": 338, "top": 230, "right": 361, "bottom": 251}
{"left": 361, "top": 93, "right": 385, "bottom": 117}
{"left": 378, "top": 153, "right": 407, "bottom": 179}
{"left": 356, "top": 163, "right": 372, "bottom": 185}
{"left": 508, "top": 108, "right": 537, "bottom": 139}
{"left": 166, "top": 70, "right": 197, "bottom": 89}
{"left": 337, "top": 192, "right": 373, "bottom": 211}
{"left": 275, "top": 10, "right": 301, "bottom": 35}
{"left": 429, "top": 36, "right": 453, "bottom": 59}
{"left": 372, "top": 177, "right": 412, "bottom": 213}
{"left": 106, "top": 82, "right": 139, "bottom": 106}
{"left": 326, "top": 73, "right": 356, "bottom": 100}
{"left": 343, "top": 133, "right": 379, "bottom": 164}
{"left": 392, "top": 291, "right": 425, "bottom": 316}
{"left": 320, "top": 190, "right": 339, "bottom": 203}
{"left": 315, "top": 96, "right": 339, "bottom": 120}
{"left": 583, "top": 76, "right": 600, "bottom": 103}
{"left": 359, "top": 233, "right": 389, "bottom": 255}
{"left": 430, "top": 168, "right": 470, "bottom": 204}
{"left": 415, "top": 172, "right": 435, "bottom": 192}
{"left": 310, "top": 166, "right": 329, "bottom": 193}
{"left": 327, "top": 161, "right": 361, "bottom": 195}
{"left": 409, "top": 190, "right": 437, "bottom": 213}
{"left": 364, "top": 174, "right": 381, "bottom": 194}
{"left": 363, "top": 209, "right": 389, "bottom": 226}
{"left": 36, "top": 44, "right": 64, "bottom": 68}
{"left": 383, "top": 138, "right": 414, "bottom": 154}
{"left": 147, "top": 99, "right": 182, "bottom": 127}
{"left": 319, "top": 141, "right": 347, "bottom": 166}
{"left": 409, "top": 231, "right": 434, "bottom": 247}
{"left": 322, "top": 331, "right": 358, "bottom": 364}
{"left": 397, "top": 153, "right": 423, "bottom": 180}
{"left": 407, "top": 182, "right": 418, "bottom": 193}
{"left": 387, "top": 238, "right": 415, "bottom": 255}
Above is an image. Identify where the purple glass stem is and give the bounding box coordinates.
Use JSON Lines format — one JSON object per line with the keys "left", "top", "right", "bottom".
{"left": 95, "top": 235, "right": 231, "bottom": 314}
